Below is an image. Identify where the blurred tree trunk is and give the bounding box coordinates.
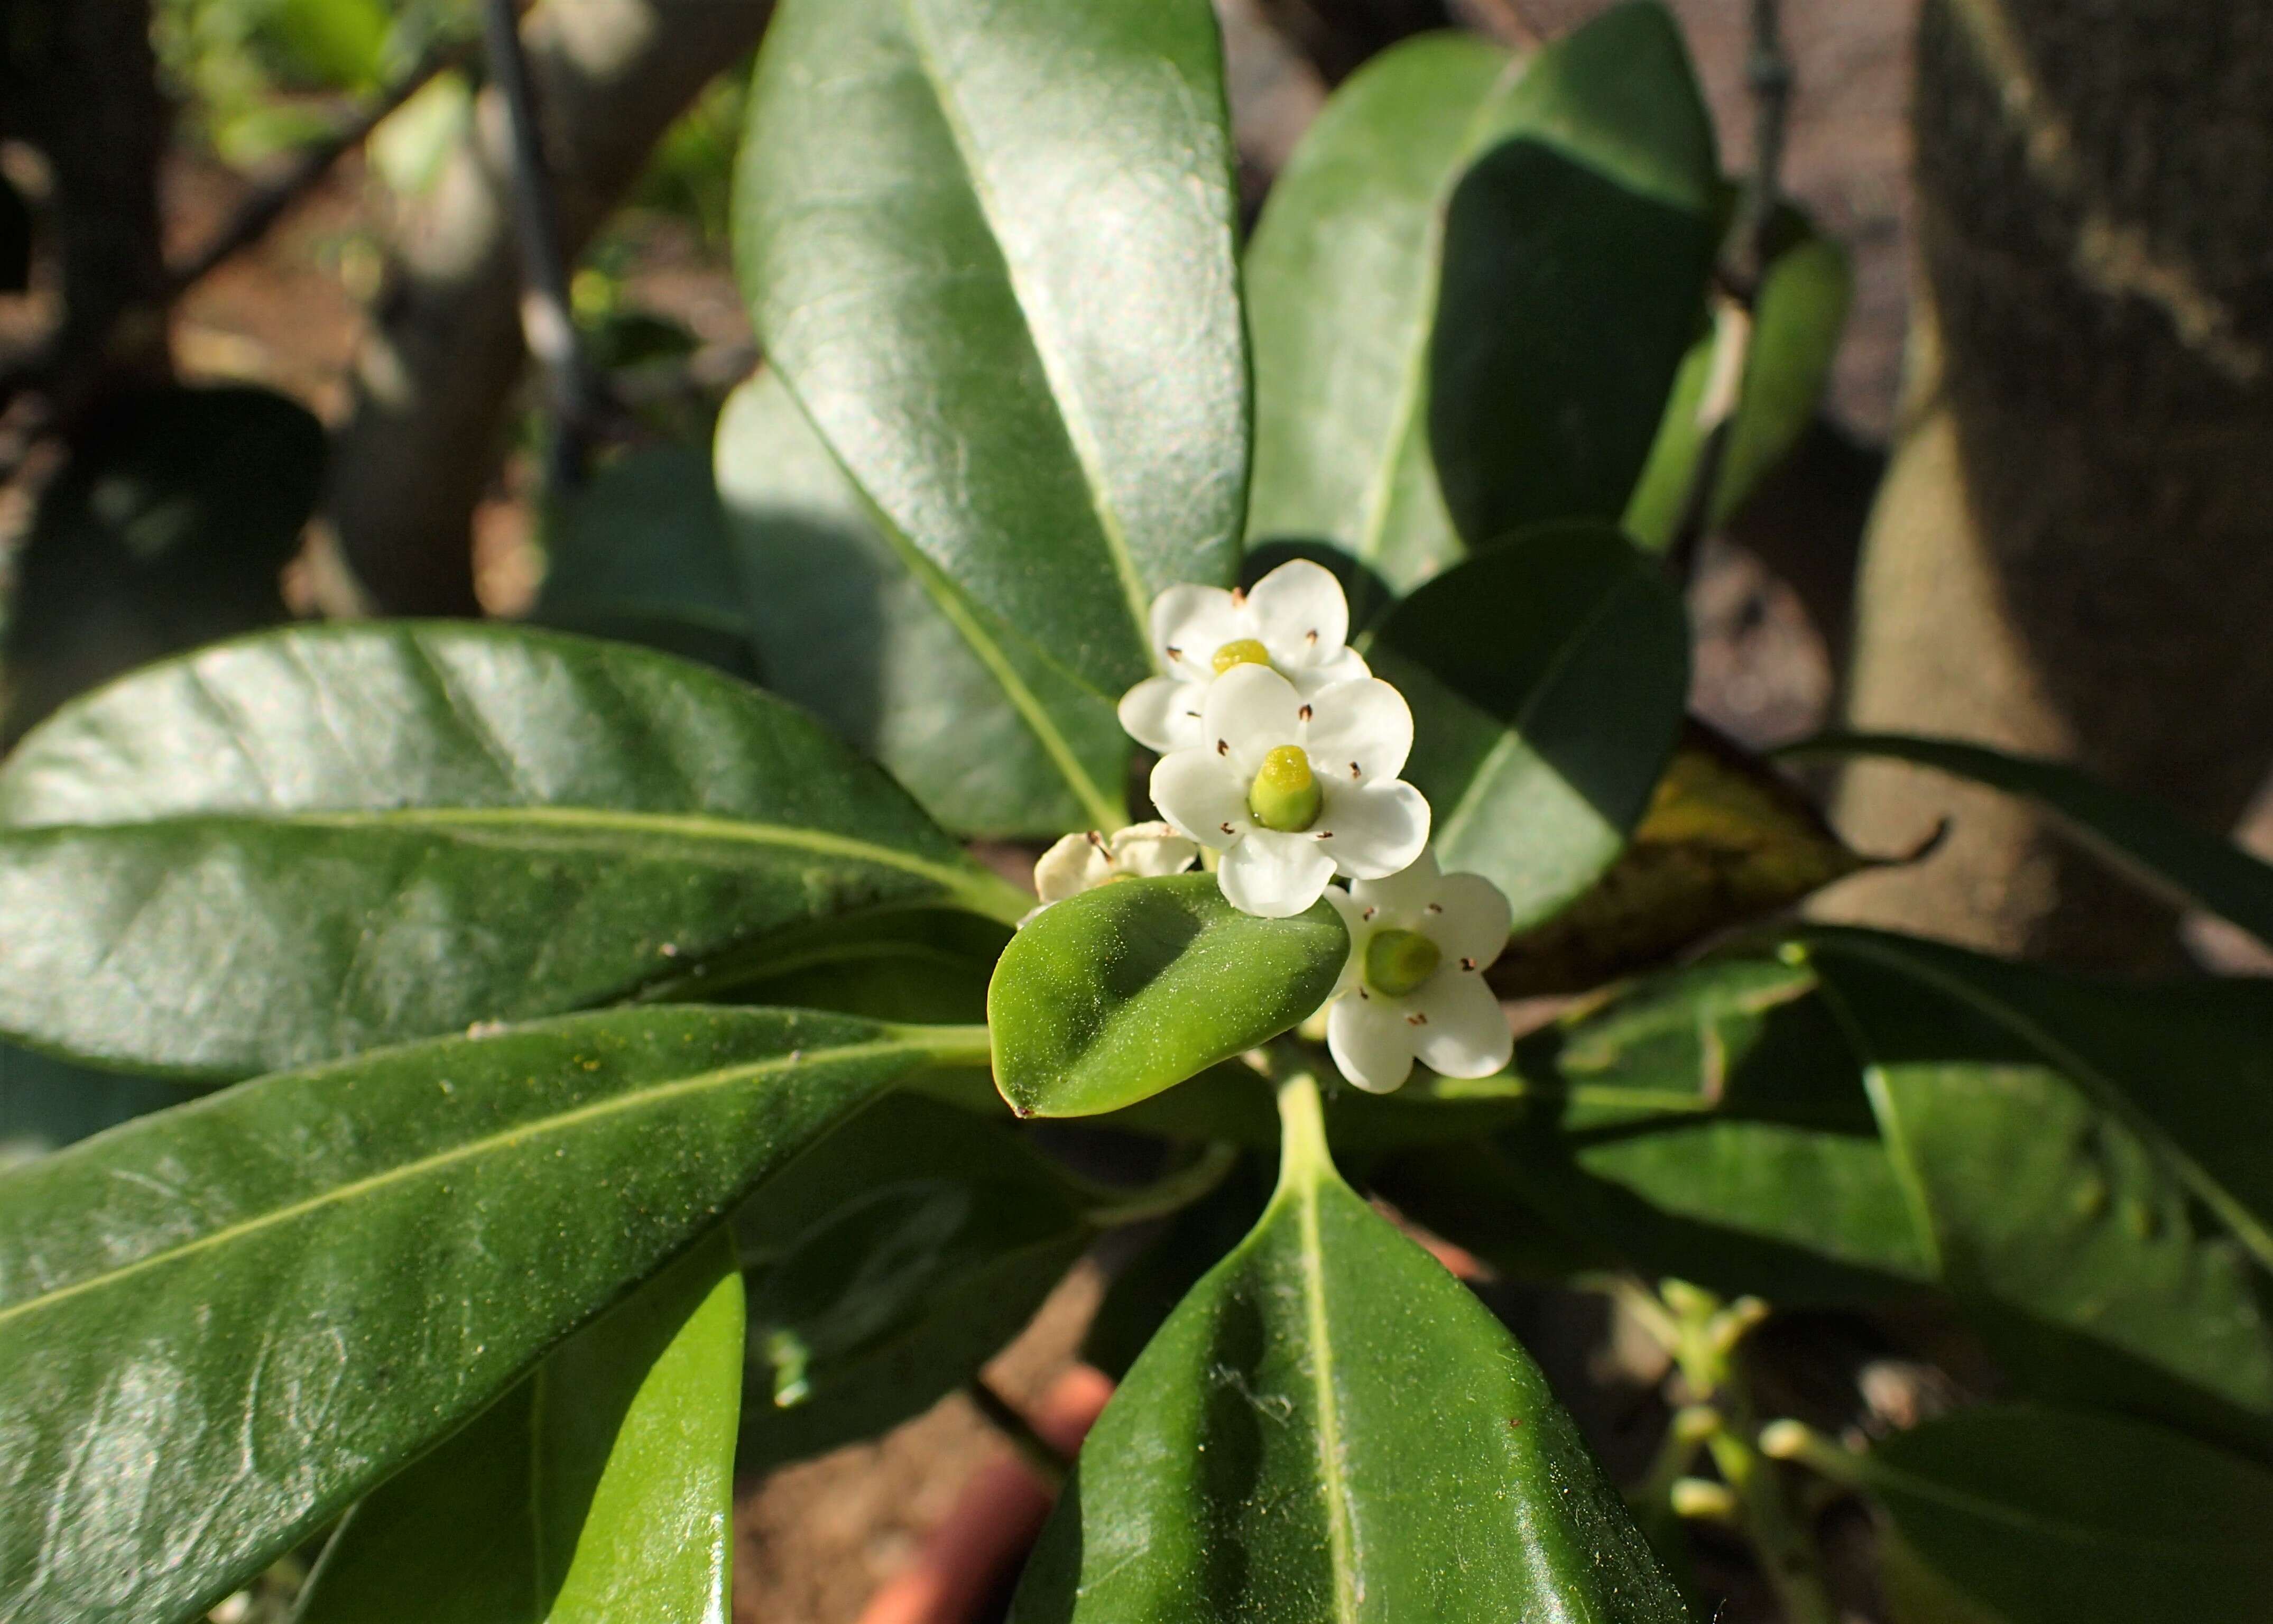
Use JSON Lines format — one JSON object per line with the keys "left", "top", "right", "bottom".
{"left": 329, "top": 0, "right": 769, "bottom": 616}
{"left": 1828, "top": 0, "right": 2273, "bottom": 970}
{"left": 0, "top": 0, "right": 171, "bottom": 417}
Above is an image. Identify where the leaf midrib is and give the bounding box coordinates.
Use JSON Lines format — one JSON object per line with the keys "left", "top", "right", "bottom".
{"left": 1293, "top": 1173, "right": 1362, "bottom": 1624}
{"left": 0, "top": 1035, "right": 934, "bottom": 1332}
{"left": 5, "top": 806, "right": 1032, "bottom": 926}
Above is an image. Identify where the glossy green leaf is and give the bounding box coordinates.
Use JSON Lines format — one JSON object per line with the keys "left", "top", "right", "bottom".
{"left": 1624, "top": 220, "right": 1853, "bottom": 550}
{"left": 1782, "top": 732, "right": 2273, "bottom": 952}
{"left": 1010, "top": 1075, "right": 1686, "bottom": 1622}
{"left": 1368, "top": 524, "right": 1689, "bottom": 928}
{"left": 1812, "top": 948, "right": 2273, "bottom": 1458}
{"left": 1494, "top": 961, "right": 1929, "bottom": 1301}
{"left": 297, "top": 1228, "right": 746, "bottom": 1624}
{"left": 736, "top": 0, "right": 1246, "bottom": 828}
{"left": 534, "top": 441, "right": 761, "bottom": 679}
{"left": 732, "top": 1094, "right": 1086, "bottom": 1471}
{"left": 714, "top": 370, "right": 1105, "bottom": 837}
{"left": 988, "top": 873, "right": 1347, "bottom": 1119}
{"left": 0, "top": 622, "right": 1028, "bottom": 1077}
{"left": 2, "top": 385, "right": 322, "bottom": 744}
{"left": 0, "top": 1005, "right": 981, "bottom": 1623}
{"left": 664, "top": 909, "right": 1006, "bottom": 1026}
{"left": 1245, "top": 4, "right": 1717, "bottom": 616}
{"left": 1491, "top": 722, "right": 1871, "bottom": 996}
{"left": 1849, "top": 1407, "right": 2273, "bottom": 1624}
{"left": 1801, "top": 927, "right": 2273, "bottom": 1276}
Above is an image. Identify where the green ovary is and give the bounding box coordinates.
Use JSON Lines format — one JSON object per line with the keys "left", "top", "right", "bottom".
{"left": 1248, "top": 745, "right": 1322, "bottom": 832}
{"left": 1363, "top": 928, "right": 1441, "bottom": 998}
{"left": 1212, "top": 638, "right": 1271, "bottom": 673}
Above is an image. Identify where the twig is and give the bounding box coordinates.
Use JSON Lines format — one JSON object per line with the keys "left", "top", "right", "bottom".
{"left": 1664, "top": 0, "right": 1794, "bottom": 585}
{"left": 164, "top": 38, "right": 476, "bottom": 297}
{"left": 481, "top": 0, "right": 614, "bottom": 491}
{"left": 964, "top": 1378, "right": 1071, "bottom": 1490}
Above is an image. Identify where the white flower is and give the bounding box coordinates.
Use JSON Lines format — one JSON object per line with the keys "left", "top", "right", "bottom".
{"left": 1117, "top": 558, "right": 1370, "bottom": 754}
{"left": 1021, "top": 822, "right": 1199, "bottom": 924}
{"left": 1149, "top": 663, "right": 1429, "bottom": 920}
{"left": 1321, "top": 848, "right": 1513, "bottom": 1094}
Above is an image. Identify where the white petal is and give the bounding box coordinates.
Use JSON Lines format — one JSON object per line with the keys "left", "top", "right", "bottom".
{"left": 1118, "top": 676, "right": 1206, "bottom": 754}
{"left": 1302, "top": 678, "right": 1413, "bottom": 785}
{"left": 1328, "top": 993, "right": 1418, "bottom": 1093}
{"left": 1150, "top": 750, "right": 1250, "bottom": 851}
{"left": 1427, "top": 872, "right": 1513, "bottom": 968}
{"left": 1108, "top": 822, "right": 1200, "bottom": 879}
{"left": 1150, "top": 585, "right": 1246, "bottom": 674}
{"left": 1323, "top": 885, "right": 1368, "bottom": 998}
{"left": 1247, "top": 559, "right": 1350, "bottom": 668}
{"left": 1287, "top": 644, "right": 1372, "bottom": 691}
{"left": 1347, "top": 847, "right": 1442, "bottom": 926}
{"left": 1317, "top": 780, "right": 1430, "bottom": 880}
{"left": 1410, "top": 971, "right": 1513, "bottom": 1079}
{"left": 1202, "top": 662, "right": 1304, "bottom": 777}
{"left": 1032, "top": 832, "right": 1113, "bottom": 903}
{"left": 1218, "top": 828, "right": 1336, "bottom": 918}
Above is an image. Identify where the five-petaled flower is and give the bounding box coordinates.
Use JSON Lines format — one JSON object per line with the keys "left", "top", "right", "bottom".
{"left": 1117, "top": 558, "right": 1369, "bottom": 754}
{"left": 1022, "top": 822, "right": 1199, "bottom": 925}
{"left": 1149, "top": 662, "right": 1428, "bottom": 919}
{"left": 1320, "top": 847, "right": 1513, "bottom": 1094}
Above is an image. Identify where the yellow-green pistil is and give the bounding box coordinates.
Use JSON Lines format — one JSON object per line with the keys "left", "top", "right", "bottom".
{"left": 1212, "top": 638, "right": 1271, "bottom": 674}
{"left": 1249, "top": 744, "right": 1322, "bottom": 832}
{"left": 1363, "top": 928, "right": 1441, "bottom": 997}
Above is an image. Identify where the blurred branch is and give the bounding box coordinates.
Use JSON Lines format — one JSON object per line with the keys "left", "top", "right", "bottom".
{"left": 164, "top": 38, "right": 477, "bottom": 297}
{"left": 1666, "top": 0, "right": 1794, "bottom": 585}
{"left": 479, "top": 0, "right": 614, "bottom": 491}
{"left": 328, "top": 0, "right": 772, "bottom": 615}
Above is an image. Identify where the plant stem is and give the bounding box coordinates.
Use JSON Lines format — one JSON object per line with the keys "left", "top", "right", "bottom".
{"left": 1082, "top": 1141, "right": 1239, "bottom": 1228}
{"left": 964, "top": 1377, "right": 1068, "bottom": 1490}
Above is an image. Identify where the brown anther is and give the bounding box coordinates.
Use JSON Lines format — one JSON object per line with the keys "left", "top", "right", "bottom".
{"left": 1305, "top": 629, "right": 1318, "bottom": 644}
{"left": 1406, "top": 1012, "right": 1428, "bottom": 1026}
{"left": 1219, "top": 822, "right": 1235, "bottom": 834}
{"left": 1084, "top": 830, "right": 1105, "bottom": 847}
{"left": 1426, "top": 903, "right": 1442, "bottom": 914}
{"left": 1460, "top": 956, "right": 1476, "bottom": 971}
{"left": 1166, "top": 645, "right": 1183, "bottom": 660}
{"left": 1216, "top": 739, "right": 1230, "bottom": 756}
{"left": 1362, "top": 907, "right": 1376, "bottom": 920}
{"left": 1357, "top": 988, "right": 1370, "bottom": 1000}
{"left": 1348, "top": 761, "right": 1361, "bottom": 779}
{"left": 1230, "top": 587, "right": 1246, "bottom": 606}
{"left": 1315, "top": 830, "right": 1332, "bottom": 839}
{"left": 1298, "top": 704, "right": 1313, "bottom": 722}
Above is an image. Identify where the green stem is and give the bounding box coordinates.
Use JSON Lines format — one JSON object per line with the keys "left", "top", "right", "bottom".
{"left": 901, "top": 1022, "right": 994, "bottom": 1068}
{"left": 1272, "top": 1066, "right": 1335, "bottom": 1191}
{"left": 1081, "top": 1141, "right": 1238, "bottom": 1228}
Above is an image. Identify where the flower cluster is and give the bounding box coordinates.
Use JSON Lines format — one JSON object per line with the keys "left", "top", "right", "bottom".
{"left": 1031, "top": 559, "right": 1514, "bottom": 1094}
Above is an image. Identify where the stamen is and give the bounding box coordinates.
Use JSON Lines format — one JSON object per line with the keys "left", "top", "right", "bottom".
{"left": 1216, "top": 739, "right": 1229, "bottom": 756}
{"left": 1084, "top": 831, "right": 1105, "bottom": 847}
{"left": 1460, "top": 957, "right": 1476, "bottom": 971}
{"left": 1426, "top": 903, "right": 1442, "bottom": 914}
{"left": 1230, "top": 587, "right": 1246, "bottom": 606}
{"left": 1298, "top": 704, "right": 1313, "bottom": 722}
{"left": 1219, "top": 822, "right": 1235, "bottom": 834}
{"left": 1305, "top": 629, "right": 1318, "bottom": 644}
{"left": 1315, "top": 831, "right": 1332, "bottom": 839}
{"left": 1348, "top": 761, "right": 1361, "bottom": 779}
{"left": 1166, "top": 645, "right": 1183, "bottom": 661}
{"left": 1362, "top": 907, "right": 1375, "bottom": 920}
{"left": 1406, "top": 1012, "right": 1428, "bottom": 1026}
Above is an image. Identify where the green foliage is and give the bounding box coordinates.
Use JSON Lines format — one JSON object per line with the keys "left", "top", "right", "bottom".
{"left": 988, "top": 874, "right": 1348, "bottom": 1118}
{"left": 10, "top": 3, "right": 2269, "bottom": 1620}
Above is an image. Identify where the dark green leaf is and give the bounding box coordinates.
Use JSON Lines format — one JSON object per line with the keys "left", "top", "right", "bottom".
{"left": 1851, "top": 1407, "right": 2273, "bottom": 1624}
{"left": 1801, "top": 927, "right": 2273, "bottom": 1277}
{"left": 1010, "top": 1076, "right": 1686, "bottom": 1622}
{"left": 534, "top": 441, "right": 761, "bottom": 679}
{"left": 1244, "top": 4, "right": 1717, "bottom": 617}
{"left": 1624, "top": 219, "right": 1853, "bottom": 550}
{"left": 736, "top": 0, "right": 1247, "bottom": 828}
{"left": 1081, "top": 1153, "right": 1273, "bottom": 1380}
{"left": 1813, "top": 948, "right": 2273, "bottom": 1459}
{"left": 0, "top": 1006, "right": 978, "bottom": 1623}
{"left": 666, "top": 909, "right": 1006, "bottom": 1026}
{"left": 1368, "top": 524, "right": 1688, "bottom": 929}
{"left": 297, "top": 1227, "right": 745, "bottom": 1624}
{"left": 988, "top": 873, "right": 1347, "bottom": 1119}
{"left": 733, "top": 1094, "right": 1086, "bottom": 1471}
{"left": 0, "top": 1042, "right": 186, "bottom": 1168}
{"left": 1491, "top": 721, "right": 1871, "bottom": 996}
{"left": 0, "top": 622, "right": 1028, "bottom": 1077}
{"left": 1781, "top": 732, "right": 2273, "bottom": 953}
{"left": 2, "top": 385, "right": 322, "bottom": 744}
{"left": 714, "top": 370, "right": 1107, "bottom": 836}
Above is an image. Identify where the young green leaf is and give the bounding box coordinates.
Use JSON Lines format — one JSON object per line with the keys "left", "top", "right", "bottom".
{"left": 1781, "top": 732, "right": 2273, "bottom": 952}
{"left": 1245, "top": 4, "right": 1718, "bottom": 618}
{"left": 736, "top": 0, "right": 1246, "bottom": 829}
{"left": 713, "top": 371, "right": 1120, "bottom": 837}
{"left": 296, "top": 1228, "right": 746, "bottom": 1624}
{"left": 1801, "top": 927, "right": 2273, "bottom": 1275}
{"left": 732, "top": 1095, "right": 1088, "bottom": 1472}
{"left": 1368, "top": 523, "right": 1689, "bottom": 929}
{"left": 987, "top": 873, "right": 1347, "bottom": 1118}
{"left": 1009, "top": 1073, "right": 1687, "bottom": 1623}
{"left": 1840, "top": 1407, "right": 2273, "bottom": 1624}
{"left": 1624, "top": 219, "right": 1853, "bottom": 550}
{"left": 1813, "top": 947, "right": 2273, "bottom": 1459}
{"left": 0, "top": 1007, "right": 983, "bottom": 1624}
{"left": 0, "top": 623, "right": 1028, "bottom": 1077}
